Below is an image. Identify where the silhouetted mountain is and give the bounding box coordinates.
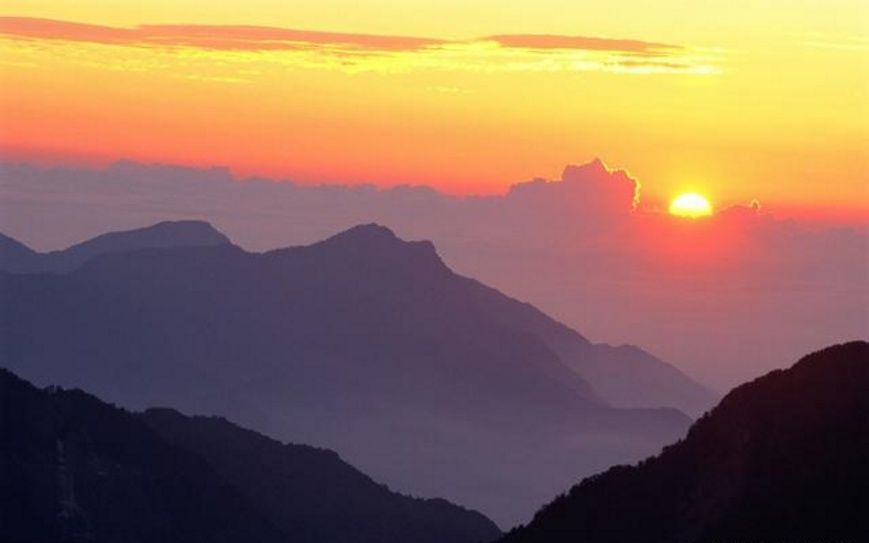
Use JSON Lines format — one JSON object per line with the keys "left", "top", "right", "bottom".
{"left": 0, "top": 368, "right": 285, "bottom": 543}
{"left": 501, "top": 341, "right": 869, "bottom": 542}
{"left": 140, "top": 408, "right": 500, "bottom": 543}
{"left": 0, "top": 368, "right": 499, "bottom": 543}
{"left": 0, "top": 220, "right": 230, "bottom": 273}
{"left": 0, "top": 222, "right": 713, "bottom": 415}
{"left": 0, "top": 222, "right": 696, "bottom": 525}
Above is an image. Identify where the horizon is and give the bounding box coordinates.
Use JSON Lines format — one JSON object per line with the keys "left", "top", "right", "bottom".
{"left": 2, "top": 156, "right": 867, "bottom": 229}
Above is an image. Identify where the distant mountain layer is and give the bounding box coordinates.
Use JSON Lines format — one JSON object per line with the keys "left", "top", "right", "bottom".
{"left": 0, "top": 368, "right": 501, "bottom": 543}
{"left": 463, "top": 277, "right": 716, "bottom": 414}
{"left": 0, "top": 220, "right": 714, "bottom": 415}
{"left": 0, "top": 221, "right": 708, "bottom": 525}
{"left": 0, "top": 220, "right": 229, "bottom": 273}
{"left": 501, "top": 341, "right": 869, "bottom": 543}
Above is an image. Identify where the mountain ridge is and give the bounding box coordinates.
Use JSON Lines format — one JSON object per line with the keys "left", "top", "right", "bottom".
{"left": 140, "top": 407, "right": 501, "bottom": 543}
{"left": 501, "top": 340, "right": 869, "bottom": 542}
{"left": 0, "top": 220, "right": 230, "bottom": 273}
{"left": 0, "top": 367, "right": 287, "bottom": 543}
{"left": 2, "top": 220, "right": 713, "bottom": 413}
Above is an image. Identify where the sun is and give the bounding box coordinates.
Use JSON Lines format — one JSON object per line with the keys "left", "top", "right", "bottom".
{"left": 669, "top": 193, "right": 713, "bottom": 218}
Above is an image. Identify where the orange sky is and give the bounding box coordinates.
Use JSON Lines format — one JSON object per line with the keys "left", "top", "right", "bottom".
{"left": 0, "top": 1, "right": 867, "bottom": 221}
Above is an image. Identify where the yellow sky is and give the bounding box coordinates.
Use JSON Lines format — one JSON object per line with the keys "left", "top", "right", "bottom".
{"left": 0, "top": 1, "right": 867, "bottom": 219}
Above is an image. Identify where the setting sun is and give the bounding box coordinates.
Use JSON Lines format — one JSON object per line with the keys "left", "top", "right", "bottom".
{"left": 669, "top": 193, "right": 713, "bottom": 218}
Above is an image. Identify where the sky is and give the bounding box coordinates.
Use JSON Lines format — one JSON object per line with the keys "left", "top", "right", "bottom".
{"left": 0, "top": 1, "right": 867, "bottom": 221}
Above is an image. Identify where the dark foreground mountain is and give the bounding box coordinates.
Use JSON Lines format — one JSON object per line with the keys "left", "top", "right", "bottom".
{"left": 501, "top": 341, "right": 869, "bottom": 542}
{"left": 0, "top": 222, "right": 703, "bottom": 525}
{"left": 0, "top": 368, "right": 283, "bottom": 543}
{"left": 140, "top": 408, "right": 500, "bottom": 543}
{"left": 0, "top": 368, "right": 500, "bottom": 543}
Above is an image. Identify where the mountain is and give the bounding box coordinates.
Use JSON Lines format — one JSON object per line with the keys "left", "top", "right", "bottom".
{"left": 0, "top": 367, "right": 285, "bottom": 543}
{"left": 0, "top": 233, "right": 38, "bottom": 272}
{"left": 0, "top": 220, "right": 230, "bottom": 273}
{"left": 140, "top": 408, "right": 500, "bottom": 543}
{"left": 0, "top": 221, "right": 713, "bottom": 415}
{"left": 501, "top": 341, "right": 869, "bottom": 542}
{"left": 0, "top": 368, "right": 500, "bottom": 543}
{"left": 0, "top": 222, "right": 697, "bottom": 525}
{"left": 463, "top": 277, "right": 716, "bottom": 414}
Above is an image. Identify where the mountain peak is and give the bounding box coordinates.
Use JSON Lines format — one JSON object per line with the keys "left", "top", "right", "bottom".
{"left": 325, "top": 223, "right": 399, "bottom": 244}
{"left": 0, "top": 220, "right": 233, "bottom": 273}
{"left": 306, "top": 223, "right": 447, "bottom": 273}
{"left": 60, "top": 219, "right": 231, "bottom": 257}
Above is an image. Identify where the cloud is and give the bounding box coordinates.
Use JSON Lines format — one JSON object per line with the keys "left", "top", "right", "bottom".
{"left": 484, "top": 35, "right": 678, "bottom": 55}
{"left": 508, "top": 158, "right": 639, "bottom": 211}
{"left": 0, "top": 17, "right": 719, "bottom": 75}
{"left": 0, "top": 17, "right": 445, "bottom": 51}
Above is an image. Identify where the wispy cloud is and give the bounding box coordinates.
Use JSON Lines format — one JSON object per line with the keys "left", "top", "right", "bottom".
{"left": 483, "top": 34, "right": 678, "bottom": 55}
{"left": 0, "top": 17, "right": 445, "bottom": 52}
{"left": 0, "top": 17, "right": 719, "bottom": 75}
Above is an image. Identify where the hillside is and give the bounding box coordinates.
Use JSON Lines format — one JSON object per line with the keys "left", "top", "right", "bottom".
{"left": 141, "top": 408, "right": 500, "bottom": 543}
{"left": 0, "top": 368, "right": 285, "bottom": 543}
{"left": 0, "top": 368, "right": 500, "bottom": 543}
{"left": 501, "top": 341, "right": 869, "bottom": 542}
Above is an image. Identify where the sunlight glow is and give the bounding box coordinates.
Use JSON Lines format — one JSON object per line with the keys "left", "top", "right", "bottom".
{"left": 669, "top": 193, "right": 713, "bottom": 218}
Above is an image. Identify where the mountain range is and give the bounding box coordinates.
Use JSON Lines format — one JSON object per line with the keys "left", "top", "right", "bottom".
{"left": 501, "top": 341, "right": 869, "bottom": 542}
{"left": 0, "top": 220, "right": 713, "bottom": 525}
{"left": 0, "top": 220, "right": 229, "bottom": 274}
{"left": 0, "top": 368, "right": 500, "bottom": 543}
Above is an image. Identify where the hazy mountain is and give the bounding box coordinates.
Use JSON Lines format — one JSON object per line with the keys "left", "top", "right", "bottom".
{"left": 501, "top": 341, "right": 869, "bottom": 542}
{"left": 0, "top": 368, "right": 500, "bottom": 543}
{"left": 0, "top": 222, "right": 698, "bottom": 525}
{"left": 0, "top": 221, "right": 713, "bottom": 414}
{"left": 463, "top": 277, "right": 716, "bottom": 414}
{"left": 140, "top": 408, "right": 500, "bottom": 543}
{"left": 0, "top": 220, "right": 230, "bottom": 273}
